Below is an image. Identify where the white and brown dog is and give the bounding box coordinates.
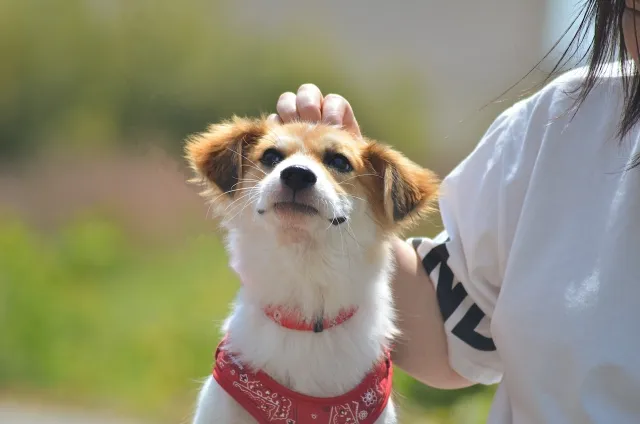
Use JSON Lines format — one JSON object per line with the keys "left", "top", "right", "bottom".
{"left": 185, "top": 117, "right": 438, "bottom": 424}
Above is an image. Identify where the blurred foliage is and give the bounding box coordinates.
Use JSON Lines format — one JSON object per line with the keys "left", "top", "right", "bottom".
{"left": 0, "top": 213, "right": 236, "bottom": 419}
{"left": 0, "top": 0, "right": 431, "bottom": 163}
{"left": 0, "top": 214, "right": 493, "bottom": 423}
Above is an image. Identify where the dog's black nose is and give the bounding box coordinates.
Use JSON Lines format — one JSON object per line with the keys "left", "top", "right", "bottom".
{"left": 280, "top": 165, "right": 317, "bottom": 191}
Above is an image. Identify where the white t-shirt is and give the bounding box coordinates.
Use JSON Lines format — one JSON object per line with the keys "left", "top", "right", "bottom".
{"left": 409, "top": 63, "right": 640, "bottom": 423}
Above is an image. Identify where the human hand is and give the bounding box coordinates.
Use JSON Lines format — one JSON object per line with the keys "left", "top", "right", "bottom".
{"left": 268, "top": 83, "right": 361, "bottom": 138}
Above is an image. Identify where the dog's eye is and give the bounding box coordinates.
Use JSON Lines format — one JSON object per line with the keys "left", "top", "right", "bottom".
{"left": 260, "top": 148, "right": 285, "bottom": 167}
{"left": 325, "top": 153, "right": 353, "bottom": 173}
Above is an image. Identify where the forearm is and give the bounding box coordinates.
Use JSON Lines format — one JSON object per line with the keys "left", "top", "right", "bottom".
{"left": 390, "top": 236, "right": 474, "bottom": 390}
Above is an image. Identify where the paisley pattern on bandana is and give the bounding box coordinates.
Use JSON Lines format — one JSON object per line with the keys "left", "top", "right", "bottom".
{"left": 212, "top": 338, "right": 393, "bottom": 424}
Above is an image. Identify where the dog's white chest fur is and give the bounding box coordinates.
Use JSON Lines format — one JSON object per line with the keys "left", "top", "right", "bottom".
{"left": 192, "top": 228, "right": 398, "bottom": 424}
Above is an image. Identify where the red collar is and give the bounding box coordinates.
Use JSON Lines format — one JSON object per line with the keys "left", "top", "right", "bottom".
{"left": 263, "top": 305, "right": 358, "bottom": 333}
{"left": 212, "top": 338, "right": 393, "bottom": 424}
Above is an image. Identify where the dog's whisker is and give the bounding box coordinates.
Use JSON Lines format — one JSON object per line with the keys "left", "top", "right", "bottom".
{"left": 205, "top": 185, "right": 258, "bottom": 207}
{"left": 322, "top": 198, "right": 335, "bottom": 231}
{"left": 244, "top": 164, "right": 270, "bottom": 176}
{"left": 225, "top": 147, "right": 267, "bottom": 176}
{"left": 239, "top": 156, "right": 270, "bottom": 176}
{"left": 341, "top": 173, "right": 382, "bottom": 183}
{"left": 232, "top": 178, "right": 262, "bottom": 186}
{"left": 342, "top": 193, "right": 367, "bottom": 203}
{"left": 328, "top": 199, "right": 346, "bottom": 257}
{"left": 223, "top": 191, "right": 258, "bottom": 213}
{"left": 222, "top": 192, "right": 256, "bottom": 219}
{"left": 235, "top": 163, "right": 268, "bottom": 178}
{"left": 205, "top": 200, "right": 214, "bottom": 220}
{"left": 224, "top": 186, "right": 260, "bottom": 195}
{"left": 222, "top": 186, "right": 259, "bottom": 197}
{"left": 228, "top": 193, "right": 257, "bottom": 215}
{"left": 365, "top": 211, "right": 386, "bottom": 229}
{"left": 345, "top": 221, "right": 362, "bottom": 250}
{"left": 224, "top": 192, "right": 261, "bottom": 223}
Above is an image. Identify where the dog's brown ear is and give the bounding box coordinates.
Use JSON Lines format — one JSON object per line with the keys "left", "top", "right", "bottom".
{"left": 185, "top": 116, "right": 268, "bottom": 196}
{"left": 364, "top": 142, "right": 439, "bottom": 228}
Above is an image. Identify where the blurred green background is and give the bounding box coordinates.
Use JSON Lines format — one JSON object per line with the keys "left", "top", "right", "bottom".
{"left": 0, "top": 1, "right": 505, "bottom": 423}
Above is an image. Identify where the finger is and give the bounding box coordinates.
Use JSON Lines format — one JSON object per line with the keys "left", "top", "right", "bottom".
{"left": 276, "top": 92, "right": 298, "bottom": 123}
{"left": 296, "top": 84, "right": 323, "bottom": 122}
{"left": 321, "top": 94, "right": 346, "bottom": 126}
{"left": 267, "top": 113, "right": 283, "bottom": 124}
{"left": 321, "top": 94, "right": 361, "bottom": 137}
{"left": 342, "top": 103, "right": 361, "bottom": 138}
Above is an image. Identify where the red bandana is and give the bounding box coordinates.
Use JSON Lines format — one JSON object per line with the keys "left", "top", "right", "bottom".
{"left": 212, "top": 338, "right": 393, "bottom": 424}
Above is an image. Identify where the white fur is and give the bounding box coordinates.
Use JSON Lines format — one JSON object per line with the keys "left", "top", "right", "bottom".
{"left": 192, "top": 149, "right": 398, "bottom": 424}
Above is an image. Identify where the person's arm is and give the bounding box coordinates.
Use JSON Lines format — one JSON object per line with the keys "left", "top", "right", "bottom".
{"left": 390, "top": 236, "right": 474, "bottom": 389}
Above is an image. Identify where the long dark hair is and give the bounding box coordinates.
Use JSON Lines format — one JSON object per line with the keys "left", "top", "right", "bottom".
{"left": 516, "top": 0, "right": 640, "bottom": 168}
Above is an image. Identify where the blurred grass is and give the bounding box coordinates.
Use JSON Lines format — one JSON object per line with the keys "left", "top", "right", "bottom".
{"left": 0, "top": 213, "right": 235, "bottom": 418}
{"left": 0, "top": 212, "right": 493, "bottom": 423}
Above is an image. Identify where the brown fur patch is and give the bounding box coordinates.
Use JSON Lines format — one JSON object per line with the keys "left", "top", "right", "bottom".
{"left": 185, "top": 116, "right": 270, "bottom": 196}
{"left": 362, "top": 142, "right": 439, "bottom": 233}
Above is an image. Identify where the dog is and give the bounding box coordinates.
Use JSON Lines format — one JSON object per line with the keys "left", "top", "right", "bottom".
{"left": 185, "top": 116, "right": 438, "bottom": 424}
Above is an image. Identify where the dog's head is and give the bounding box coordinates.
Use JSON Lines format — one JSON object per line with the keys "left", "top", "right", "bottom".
{"left": 185, "top": 116, "right": 438, "bottom": 246}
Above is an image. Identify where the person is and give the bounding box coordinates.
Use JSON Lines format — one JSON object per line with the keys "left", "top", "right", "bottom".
{"left": 266, "top": 1, "right": 640, "bottom": 422}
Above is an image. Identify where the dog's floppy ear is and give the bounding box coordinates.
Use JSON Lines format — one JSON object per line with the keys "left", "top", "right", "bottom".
{"left": 185, "top": 116, "right": 268, "bottom": 196}
{"left": 364, "top": 142, "right": 439, "bottom": 228}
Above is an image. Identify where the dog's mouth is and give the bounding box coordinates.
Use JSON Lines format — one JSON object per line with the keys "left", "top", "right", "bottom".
{"left": 273, "top": 201, "right": 319, "bottom": 216}
{"left": 258, "top": 202, "right": 347, "bottom": 226}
